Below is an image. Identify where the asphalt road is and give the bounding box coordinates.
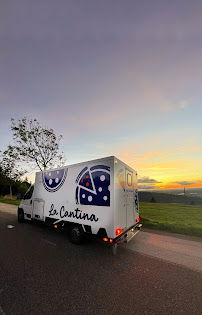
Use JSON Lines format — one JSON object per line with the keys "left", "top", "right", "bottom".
{"left": 1, "top": 204, "right": 202, "bottom": 315}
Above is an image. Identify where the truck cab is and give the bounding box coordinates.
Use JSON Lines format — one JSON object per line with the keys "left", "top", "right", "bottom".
{"left": 18, "top": 184, "right": 46, "bottom": 222}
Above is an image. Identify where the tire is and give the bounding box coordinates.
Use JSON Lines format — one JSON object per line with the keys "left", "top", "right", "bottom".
{"left": 69, "top": 224, "right": 83, "bottom": 245}
{"left": 18, "top": 208, "right": 25, "bottom": 223}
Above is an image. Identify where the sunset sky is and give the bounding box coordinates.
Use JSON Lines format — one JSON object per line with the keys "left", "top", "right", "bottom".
{"left": 0, "top": 0, "right": 202, "bottom": 190}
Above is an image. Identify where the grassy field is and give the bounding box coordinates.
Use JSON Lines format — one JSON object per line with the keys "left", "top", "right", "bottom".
{"left": 140, "top": 202, "right": 202, "bottom": 238}
{"left": 0, "top": 196, "right": 20, "bottom": 206}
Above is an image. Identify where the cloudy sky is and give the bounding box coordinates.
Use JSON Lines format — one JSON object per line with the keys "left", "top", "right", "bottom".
{"left": 1, "top": 0, "right": 202, "bottom": 189}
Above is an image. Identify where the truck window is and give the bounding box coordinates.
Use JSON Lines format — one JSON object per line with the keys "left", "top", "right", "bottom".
{"left": 24, "top": 186, "right": 34, "bottom": 200}
{"left": 127, "top": 173, "right": 132, "bottom": 186}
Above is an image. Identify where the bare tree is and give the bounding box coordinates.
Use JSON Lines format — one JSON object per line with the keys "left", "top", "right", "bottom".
{"left": 10, "top": 117, "right": 66, "bottom": 171}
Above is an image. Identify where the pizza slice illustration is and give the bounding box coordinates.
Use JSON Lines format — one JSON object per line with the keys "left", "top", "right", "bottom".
{"left": 75, "top": 165, "right": 110, "bottom": 207}
{"left": 78, "top": 171, "right": 94, "bottom": 190}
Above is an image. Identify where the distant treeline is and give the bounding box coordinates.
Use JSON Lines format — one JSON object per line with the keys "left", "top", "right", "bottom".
{"left": 139, "top": 191, "right": 202, "bottom": 206}
{"left": 0, "top": 169, "right": 30, "bottom": 198}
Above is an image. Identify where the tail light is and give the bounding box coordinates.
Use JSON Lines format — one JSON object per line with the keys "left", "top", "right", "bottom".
{"left": 136, "top": 217, "right": 140, "bottom": 223}
{"left": 116, "top": 228, "right": 123, "bottom": 235}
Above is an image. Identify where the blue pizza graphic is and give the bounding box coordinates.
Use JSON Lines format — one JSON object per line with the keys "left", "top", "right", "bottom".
{"left": 75, "top": 165, "right": 110, "bottom": 207}
{"left": 42, "top": 168, "right": 68, "bottom": 192}
{"left": 134, "top": 189, "right": 139, "bottom": 212}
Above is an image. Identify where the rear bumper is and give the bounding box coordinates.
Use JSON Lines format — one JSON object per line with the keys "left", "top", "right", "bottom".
{"left": 114, "top": 223, "right": 142, "bottom": 244}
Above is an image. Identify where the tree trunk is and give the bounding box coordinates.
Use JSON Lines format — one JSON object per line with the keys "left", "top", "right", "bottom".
{"left": 9, "top": 184, "right": 12, "bottom": 198}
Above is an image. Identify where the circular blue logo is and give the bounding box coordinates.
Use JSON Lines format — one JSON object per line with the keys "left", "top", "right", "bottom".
{"left": 42, "top": 168, "right": 68, "bottom": 192}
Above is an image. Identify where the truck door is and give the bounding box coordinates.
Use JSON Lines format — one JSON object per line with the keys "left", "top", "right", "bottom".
{"left": 125, "top": 169, "right": 134, "bottom": 228}
{"left": 22, "top": 185, "right": 34, "bottom": 217}
{"left": 32, "top": 199, "right": 45, "bottom": 221}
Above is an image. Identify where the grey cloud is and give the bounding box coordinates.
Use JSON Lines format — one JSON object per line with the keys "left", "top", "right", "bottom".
{"left": 138, "top": 176, "right": 162, "bottom": 184}
{"left": 3, "top": 0, "right": 202, "bottom": 41}
{"left": 138, "top": 184, "right": 158, "bottom": 190}
{"left": 175, "top": 181, "right": 196, "bottom": 186}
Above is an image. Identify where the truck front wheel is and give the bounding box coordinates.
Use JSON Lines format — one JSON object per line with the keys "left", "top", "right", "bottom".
{"left": 69, "top": 224, "right": 83, "bottom": 245}
{"left": 18, "top": 209, "right": 25, "bottom": 223}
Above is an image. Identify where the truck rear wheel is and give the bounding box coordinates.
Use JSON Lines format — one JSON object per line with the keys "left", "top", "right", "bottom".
{"left": 18, "top": 209, "right": 25, "bottom": 223}
{"left": 69, "top": 224, "right": 83, "bottom": 245}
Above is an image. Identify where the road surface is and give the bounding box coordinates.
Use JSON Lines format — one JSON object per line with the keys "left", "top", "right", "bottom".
{"left": 1, "top": 203, "right": 202, "bottom": 314}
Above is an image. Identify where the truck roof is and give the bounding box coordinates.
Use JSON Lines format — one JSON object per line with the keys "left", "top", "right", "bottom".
{"left": 36, "top": 155, "right": 136, "bottom": 174}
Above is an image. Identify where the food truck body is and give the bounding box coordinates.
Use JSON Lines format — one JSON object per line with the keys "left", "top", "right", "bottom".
{"left": 18, "top": 156, "right": 141, "bottom": 246}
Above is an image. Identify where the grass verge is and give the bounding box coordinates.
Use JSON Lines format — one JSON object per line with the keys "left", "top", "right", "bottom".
{"left": 0, "top": 197, "right": 20, "bottom": 206}
{"left": 140, "top": 202, "right": 202, "bottom": 238}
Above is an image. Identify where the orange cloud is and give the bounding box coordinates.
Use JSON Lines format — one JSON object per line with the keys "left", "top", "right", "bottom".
{"left": 148, "top": 180, "right": 202, "bottom": 190}
{"left": 158, "top": 182, "right": 202, "bottom": 190}
{"left": 110, "top": 138, "right": 202, "bottom": 191}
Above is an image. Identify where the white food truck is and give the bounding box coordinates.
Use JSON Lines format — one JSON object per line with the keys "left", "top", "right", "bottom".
{"left": 18, "top": 156, "right": 141, "bottom": 254}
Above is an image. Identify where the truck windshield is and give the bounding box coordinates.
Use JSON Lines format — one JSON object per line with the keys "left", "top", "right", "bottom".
{"left": 24, "top": 185, "right": 34, "bottom": 200}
